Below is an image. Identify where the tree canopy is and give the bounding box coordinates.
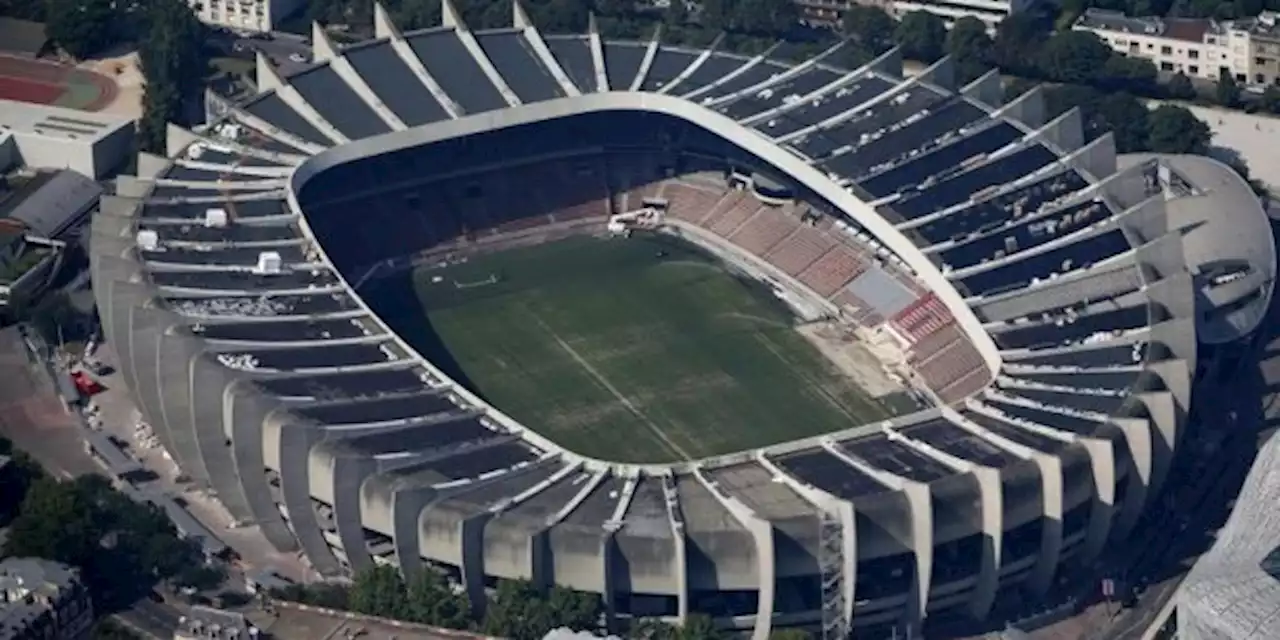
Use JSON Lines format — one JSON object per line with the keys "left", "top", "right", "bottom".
{"left": 1038, "top": 30, "right": 1114, "bottom": 85}
{"left": 482, "top": 580, "right": 602, "bottom": 640}
{"left": 894, "top": 10, "right": 948, "bottom": 63}
{"left": 842, "top": 5, "right": 897, "bottom": 55}
{"left": 135, "top": 0, "right": 208, "bottom": 153}
{"left": 3, "top": 474, "right": 218, "bottom": 611}
{"left": 0, "top": 436, "right": 46, "bottom": 527}
{"left": 1147, "top": 104, "right": 1213, "bottom": 154}
{"left": 945, "top": 17, "right": 993, "bottom": 84}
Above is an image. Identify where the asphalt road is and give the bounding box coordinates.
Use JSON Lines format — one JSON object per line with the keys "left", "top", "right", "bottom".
{"left": 114, "top": 599, "right": 184, "bottom": 639}
{"left": 0, "top": 328, "right": 187, "bottom": 638}
{"left": 0, "top": 328, "right": 98, "bottom": 480}
{"left": 209, "top": 30, "right": 313, "bottom": 76}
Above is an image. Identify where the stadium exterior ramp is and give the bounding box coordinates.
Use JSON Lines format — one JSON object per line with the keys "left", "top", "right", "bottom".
{"left": 88, "top": 1, "right": 1272, "bottom": 636}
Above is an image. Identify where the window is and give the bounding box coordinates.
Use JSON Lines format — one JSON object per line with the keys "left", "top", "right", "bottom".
{"left": 1130, "top": 43, "right": 1139, "bottom": 53}
{"left": 1161, "top": 45, "right": 1173, "bottom": 55}
{"left": 1189, "top": 65, "right": 1199, "bottom": 74}
{"left": 1237, "top": 73, "right": 1247, "bottom": 82}
{"left": 1189, "top": 49, "right": 1199, "bottom": 59}
{"left": 1257, "top": 57, "right": 1269, "bottom": 65}
{"left": 1258, "top": 73, "right": 1266, "bottom": 83}
{"left": 1161, "top": 61, "right": 1175, "bottom": 71}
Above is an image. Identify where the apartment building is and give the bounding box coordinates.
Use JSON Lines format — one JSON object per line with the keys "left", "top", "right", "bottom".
{"left": 1073, "top": 8, "right": 1257, "bottom": 85}
{"left": 188, "top": 0, "right": 304, "bottom": 33}
{"left": 0, "top": 558, "right": 94, "bottom": 640}
{"left": 1227, "top": 12, "right": 1280, "bottom": 86}
{"left": 798, "top": 0, "right": 1035, "bottom": 33}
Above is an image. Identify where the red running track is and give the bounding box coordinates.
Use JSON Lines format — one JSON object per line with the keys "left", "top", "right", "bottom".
{"left": 0, "top": 75, "right": 64, "bottom": 104}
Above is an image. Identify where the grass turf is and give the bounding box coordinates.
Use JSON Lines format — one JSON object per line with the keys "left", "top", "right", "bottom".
{"left": 370, "top": 233, "right": 896, "bottom": 464}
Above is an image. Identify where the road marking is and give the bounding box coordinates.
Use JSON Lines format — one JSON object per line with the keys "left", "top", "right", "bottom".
{"left": 527, "top": 311, "right": 695, "bottom": 461}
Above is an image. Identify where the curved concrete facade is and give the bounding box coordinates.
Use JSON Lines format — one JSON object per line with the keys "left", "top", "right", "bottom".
{"left": 91, "top": 2, "right": 1273, "bottom": 636}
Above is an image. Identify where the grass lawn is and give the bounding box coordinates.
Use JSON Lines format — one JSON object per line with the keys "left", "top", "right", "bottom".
{"left": 368, "top": 233, "right": 898, "bottom": 464}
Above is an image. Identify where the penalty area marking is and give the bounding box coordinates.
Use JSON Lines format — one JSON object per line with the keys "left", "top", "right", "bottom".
{"left": 526, "top": 310, "right": 696, "bottom": 462}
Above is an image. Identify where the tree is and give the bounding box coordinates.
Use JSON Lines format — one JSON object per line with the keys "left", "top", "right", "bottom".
{"left": 20, "top": 291, "right": 80, "bottom": 346}
{"left": 1095, "top": 92, "right": 1153, "bottom": 152}
{"left": 1147, "top": 104, "right": 1212, "bottom": 154}
{"left": 1261, "top": 85, "right": 1280, "bottom": 113}
{"left": 349, "top": 565, "right": 409, "bottom": 619}
{"left": 93, "top": 619, "right": 143, "bottom": 639}
{"left": 664, "top": 0, "right": 688, "bottom": 26}
{"left": 483, "top": 580, "right": 557, "bottom": 640}
{"left": 677, "top": 614, "right": 725, "bottom": 640}
{"left": 629, "top": 615, "right": 725, "bottom": 640}
{"left": 1102, "top": 56, "right": 1158, "bottom": 95}
{"left": 480, "top": 580, "right": 599, "bottom": 640}
{"left": 1216, "top": 68, "right": 1242, "bottom": 107}
{"left": 894, "top": 10, "right": 947, "bottom": 63}
{"left": 270, "top": 582, "right": 351, "bottom": 610}
{"left": 545, "top": 586, "right": 602, "bottom": 631}
{"left": 993, "top": 13, "right": 1046, "bottom": 76}
{"left": 135, "top": 0, "right": 207, "bottom": 152}
{"left": 1167, "top": 71, "right": 1197, "bottom": 100}
{"left": 392, "top": 0, "right": 441, "bottom": 31}
{"left": 1043, "top": 84, "right": 1152, "bottom": 152}
{"left": 405, "top": 568, "right": 470, "bottom": 629}
{"left": 44, "top": 0, "right": 118, "bottom": 59}
{"left": 0, "top": 438, "right": 46, "bottom": 526}
{"left": 1037, "top": 30, "right": 1113, "bottom": 85}
{"left": 3, "top": 475, "right": 209, "bottom": 610}
{"left": 945, "top": 16, "right": 992, "bottom": 84}
{"left": 630, "top": 618, "right": 680, "bottom": 640}
{"left": 842, "top": 5, "right": 896, "bottom": 55}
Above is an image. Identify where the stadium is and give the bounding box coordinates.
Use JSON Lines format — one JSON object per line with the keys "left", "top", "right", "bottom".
{"left": 88, "top": 1, "right": 1275, "bottom": 637}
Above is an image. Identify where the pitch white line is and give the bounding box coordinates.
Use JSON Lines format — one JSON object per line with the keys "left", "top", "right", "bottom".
{"left": 528, "top": 312, "right": 695, "bottom": 462}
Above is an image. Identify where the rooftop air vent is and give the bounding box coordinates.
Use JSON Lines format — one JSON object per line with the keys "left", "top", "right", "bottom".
{"left": 254, "top": 251, "right": 282, "bottom": 275}
{"left": 136, "top": 230, "right": 159, "bottom": 251}
{"left": 205, "top": 208, "right": 229, "bottom": 228}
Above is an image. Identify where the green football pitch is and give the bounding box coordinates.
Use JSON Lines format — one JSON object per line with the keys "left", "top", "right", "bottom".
{"left": 369, "top": 233, "right": 900, "bottom": 463}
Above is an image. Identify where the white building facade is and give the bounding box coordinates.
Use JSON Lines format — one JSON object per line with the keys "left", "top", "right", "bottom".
{"left": 188, "top": 0, "right": 305, "bottom": 33}
{"left": 1073, "top": 9, "right": 1258, "bottom": 86}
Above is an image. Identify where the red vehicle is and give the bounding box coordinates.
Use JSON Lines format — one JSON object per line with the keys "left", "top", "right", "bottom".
{"left": 71, "top": 370, "right": 104, "bottom": 396}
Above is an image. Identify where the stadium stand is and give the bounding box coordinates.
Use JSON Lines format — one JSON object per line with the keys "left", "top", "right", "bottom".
{"left": 90, "top": 4, "right": 1275, "bottom": 638}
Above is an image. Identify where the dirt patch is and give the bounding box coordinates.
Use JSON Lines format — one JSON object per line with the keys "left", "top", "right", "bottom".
{"left": 76, "top": 52, "right": 140, "bottom": 117}
{"left": 796, "top": 321, "right": 906, "bottom": 399}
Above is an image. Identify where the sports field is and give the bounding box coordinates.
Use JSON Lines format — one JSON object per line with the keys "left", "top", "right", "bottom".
{"left": 372, "top": 233, "right": 897, "bottom": 463}
{"left": 0, "top": 54, "right": 117, "bottom": 111}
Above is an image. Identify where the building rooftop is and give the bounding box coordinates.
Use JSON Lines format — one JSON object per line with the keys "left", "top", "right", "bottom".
{"left": 0, "top": 100, "right": 132, "bottom": 145}
{"left": 0, "top": 18, "right": 48, "bottom": 58}
{"left": 0, "top": 169, "right": 101, "bottom": 238}
{"left": 1075, "top": 8, "right": 1218, "bottom": 42}
{"left": 0, "top": 557, "right": 83, "bottom": 639}
{"left": 1230, "top": 11, "right": 1280, "bottom": 38}
{"left": 176, "top": 605, "right": 257, "bottom": 640}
